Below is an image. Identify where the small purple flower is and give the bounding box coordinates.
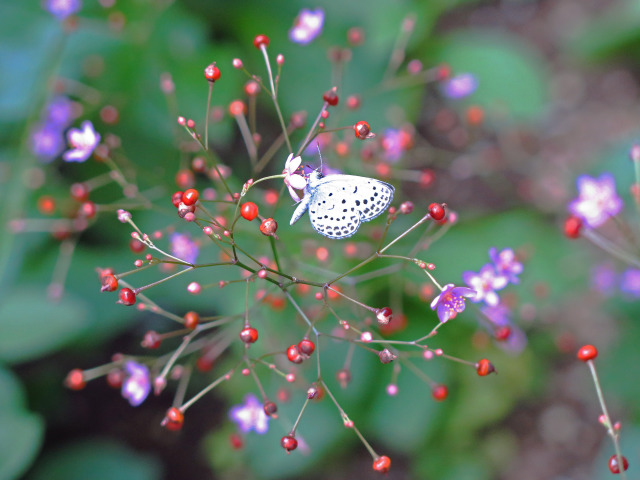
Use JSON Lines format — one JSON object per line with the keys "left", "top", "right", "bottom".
{"left": 381, "top": 129, "right": 406, "bottom": 163}
{"left": 121, "top": 361, "right": 151, "bottom": 407}
{"left": 489, "top": 248, "right": 523, "bottom": 284}
{"left": 463, "top": 264, "right": 508, "bottom": 307}
{"left": 568, "top": 173, "right": 622, "bottom": 228}
{"left": 283, "top": 153, "right": 307, "bottom": 202}
{"left": 430, "top": 284, "right": 476, "bottom": 323}
{"left": 443, "top": 73, "right": 478, "bottom": 99}
{"left": 229, "top": 394, "right": 269, "bottom": 434}
{"left": 170, "top": 232, "right": 199, "bottom": 264}
{"left": 620, "top": 268, "right": 640, "bottom": 297}
{"left": 44, "top": 0, "right": 81, "bottom": 19}
{"left": 591, "top": 263, "right": 617, "bottom": 296}
{"left": 31, "top": 124, "right": 65, "bottom": 162}
{"left": 289, "top": 8, "right": 324, "bottom": 45}
{"left": 45, "top": 96, "right": 74, "bottom": 128}
{"left": 63, "top": 120, "right": 100, "bottom": 162}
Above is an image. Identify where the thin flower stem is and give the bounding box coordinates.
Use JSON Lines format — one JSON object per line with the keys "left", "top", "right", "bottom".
{"left": 259, "top": 45, "right": 292, "bottom": 153}
{"left": 48, "top": 236, "right": 78, "bottom": 298}
{"left": 254, "top": 129, "right": 290, "bottom": 175}
{"left": 159, "top": 329, "right": 199, "bottom": 380}
{"left": 181, "top": 365, "right": 239, "bottom": 412}
{"left": 290, "top": 397, "right": 311, "bottom": 435}
{"left": 245, "top": 355, "right": 268, "bottom": 401}
{"left": 173, "top": 364, "right": 192, "bottom": 407}
{"left": 269, "top": 236, "right": 282, "bottom": 271}
{"left": 205, "top": 83, "right": 212, "bottom": 149}
{"left": 244, "top": 279, "right": 250, "bottom": 326}
{"left": 284, "top": 290, "right": 319, "bottom": 335}
{"left": 382, "top": 13, "right": 415, "bottom": 81}
{"left": 134, "top": 266, "right": 194, "bottom": 294}
{"left": 297, "top": 104, "right": 328, "bottom": 156}
{"left": 233, "top": 112, "right": 258, "bottom": 166}
{"left": 401, "top": 358, "right": 435, "bottom": 387}
{"left": 587, "top": 360, "right": 627, "bottom": 480}
{"left": 326, "top": 286, "right": 376, "bottom": 313}
{"left": 583, "top": 228, "right": 640, "bottom": 268}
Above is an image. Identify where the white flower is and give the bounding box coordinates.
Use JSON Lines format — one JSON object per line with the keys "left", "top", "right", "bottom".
{"left": 283, "top": 153, "right": 307, "bottom": 202}
{"left": 289, "top": 8, "right": 324, "bottom": 45}
{"left": 63, "top": 120, "right": 100, "bottom": 162}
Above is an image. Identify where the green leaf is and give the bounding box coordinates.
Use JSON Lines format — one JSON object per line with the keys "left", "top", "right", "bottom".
{"left": 28, "top": 439, "right": 162, "bottom": 480}
{"left": 0, "top": 365, "right": 26, "bottom": 409}
{"left": 0, "top": 289, "right": 89, "bottom": 364}
{"left": 0, "top": 411, "right": 44, "bottom": 480}
{"left": 429, "top": 30, "right": 549, "bottom": 121}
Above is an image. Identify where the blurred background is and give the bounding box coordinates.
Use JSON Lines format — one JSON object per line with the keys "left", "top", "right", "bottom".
{"left": 2, "top": 0, "right": 640, "bottom": 479}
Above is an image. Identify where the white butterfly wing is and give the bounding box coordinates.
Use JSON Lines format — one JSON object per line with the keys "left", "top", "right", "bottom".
{"left": 307, "top": 175, "right": 394, "bottom": 239}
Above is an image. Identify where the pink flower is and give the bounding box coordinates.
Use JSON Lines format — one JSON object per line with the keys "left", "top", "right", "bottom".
{"left": 289, "top": 8, "right": 324, "bottom": 45}
{"left": 229, "top": 394, "right": 269, "bottom": 434}
{"left": 430, "top": 284, "right": 476, "bottom": 323}
{"left": 443, "top": 73, "right": 477, "bottom": 99}
{"left": 568, "top": 173, "right": 622, "bottom": 228}
{"left": 63, "top": 120, "right": 100, "bottom": 162}
{"left": 121, "top": 361, "right": 150, "bottom": 407}
{"left": 463, "top": 264, "right": 508, "bottom": 307}
{"left": 283, "top": 153, "right": 307, "bottom": 202}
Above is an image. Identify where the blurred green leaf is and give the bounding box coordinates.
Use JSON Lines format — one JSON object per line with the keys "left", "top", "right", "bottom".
{"left": 0, "top": 365, "right": 26, "bottom": 409}
{"left": 430, "top": 29, "right": 549, "bottom": 121}
{"left": 0, "top": 412, "right": 44, "bottom": 480}
{"left": 0, "top": 289, "right": 89, "bottom": 363}
{"left": 27, "top": 439, "right": 162, "bottom": 480}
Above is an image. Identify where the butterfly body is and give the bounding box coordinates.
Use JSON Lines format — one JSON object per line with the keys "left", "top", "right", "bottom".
{"left": 290, "top": 171, "right": 394, "bottom": 239}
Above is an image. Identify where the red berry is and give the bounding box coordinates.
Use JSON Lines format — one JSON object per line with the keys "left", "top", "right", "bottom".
{"left": 64, "top": 368, "right": 86, "bottom": 390}
{"left": 281, "top": 435, "right": 298, "bottom": 453}
{"left": 240, "top": 202, "right": 259, "bottom": 221}
{"left": 182, "top": 188, "right": 199, "bottom": 206}
{"left": 37, "top": 195, "right": 57, "bottom": 215}
{"left": 608, "top": 454, "right": 629, "bottom": 474}
{"left": 239, "top": 326, "right": 258, "bottom": 344}
{"left": 118, "top": 287, "right": 136, "bottom": 306}
{"left": 259, "top": 218, "right": 277, "bottom": 236}
{"left": 171, "top": 191, "right": 184, "bottom": 208}
{"left": 372, "top": 455, "right": 391, "bottom": 473}
{"left": 253, "top": 34, "right": 270, "bottom": 49}
{"left": 428, "top": 203, "right": 445, "bottom": 221}
{"left": 323, "top": 89, "right": 339, "bottom": 106}
{"left": 354, "top": 120, "right": 371, "bottom": 140}
{"left": 101, "top": 274, "right": 118, "bottom": 292}
{"left": 577, "top": 344, "right": 598, "bottom": 362}
{"left": 106, "top": 369, "right": 124, "bottom": 389}
{"left": 298, "top": 339, "right": 315, "bottom": 356}
{"left": 229, "top": 433, "right": 243, "bottom": 450}
{"left": 564, "top": 215, "right": 582, "bottom": 239}
{"left": 141, "top": 330, "right": 162, "bottom": 349}
{"left": 432, "top": 384, "right": 448, "bottom": 401}
{"left": 184, "top": 311, "right": 199, "bottom": 330}
{"left": 70, "top": 182, "right": 90, "bottom": 202}
{"left": 476, "top": 358, "right": 496, "bottom": 376}
{"left": 495, "top": 326, "right": 511, "bottom": 341}
{"left": 175, "top": 169, "right": 194, "bottom": 189}
{"left": 80, "top": 201, "right": 96, "bottom": 218}
{"left": 376, "top": 307, "right": 393, "bottom": 326}
{"left": 162, "top": 407, "right": 184, "bottom": 431}
{"left": 129, "top": 238, "right": 145, "bottom": 253}
{"left": 263, "top": 401, "right": 278, "bottom": 416}
{"left": 287, "top": 345, "right": 303, "bottom": 364}
{"left": 204, "top": 63, "right": 221, "bottom": 82}
{"left": 229, "top": 100, "right": 246, "bottom": 116}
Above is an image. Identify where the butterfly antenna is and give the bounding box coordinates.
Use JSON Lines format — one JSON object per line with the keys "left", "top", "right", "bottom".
{"left": 316, "top": 140, "right": 323, "bottom": 173}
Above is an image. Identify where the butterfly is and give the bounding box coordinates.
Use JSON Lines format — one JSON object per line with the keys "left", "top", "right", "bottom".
{"left": 290, "top": 171, "right": 395, "bottom": 239}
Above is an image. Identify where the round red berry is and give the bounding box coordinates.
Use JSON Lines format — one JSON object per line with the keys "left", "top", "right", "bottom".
{"left": 162, "top": 407, "right": 184, "bottom": 431}
{"left": 253, "top": 34, "right": 270, "bottom": 48}
{"left": 64, "top": 368, "right": 86, "bottom": 390}
{"left": 323, "top": 89, "right": 339, "bottom": 106}
{"left": 564, "top": 215, "right": 582, "bottom": 239}
{"left": 141, "top": 330, "right": 162, "bottom": 349}
{"left": 182, "top": 188, "right": 199, "bottom": 206}
{"left": 184, "top": 311, "right": 199, "bottom": 329}
{"left": 129, "top": 238, "right": 145, "bottom": 253}
{"left": 263, "top": 401, "right": 278, "bottom": 416}
{"left": 281, "top": 435, "right": 298, "bottom": 453}
{"left": 372, "top": 455, "right": 391, "bottom": 473}
{"left": 204, "top": 63, "right": 221, "bottom": 82}
{"left": 70, "top": 182, "right": 90, "bottom": 202}
{"left": 106, "top": 369, "right": 124, "bottom": 389}
{"left": 118, "top": 287, "right": 136, "bottom": 306}
{"left": 79, "top": 201, "right": 96, "bottom": 218}
{"left": 287, "top": 345, "right": 304, "bottom": 364}
{"left": 175, "top": 169, "right": 194, "bottom": 189}
{"left": 577, "top": 344, "right": 598, "bottom": 362}
{"left": 298, "top": 339, "right": 315, "bottom": 356}
{"left": 259, "top": 218, "right": 277, "bottom": 236}
{"left": 171, "top": 191, "right": 183, "bottom": 208}
{"left": 37, "top": 195, "right": 57, "bottom": 215}
{"left": 239, "top": 326, "right": 258, "bottom": 344}
{"left": 428, "top": 203, "right": 445, "bottom": 221}
{"left": 432, "top": 384, "right": 448, "bottom": 401}
{"left": 476, "top": 358, "right": 496, "bottom": 376}
{"left": 241, "top": 202, "right": 259, "bottom": 221}
{"left": 609, "top": 454, "right": 629, "bottom": 474}
{"left": 229, "top": 100, "right": 246, "bottom": 116}
{"left": 354, "top": 121, "right": 371, "bottom": 140}
{"left": 229, "top": 433, "right": 243, "bottom": 450}
{"left": 101, "top": 274, "right": 118, "bottom": 292}
{"left": 495, "top": 326, "right": 511, "bottom": 341}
